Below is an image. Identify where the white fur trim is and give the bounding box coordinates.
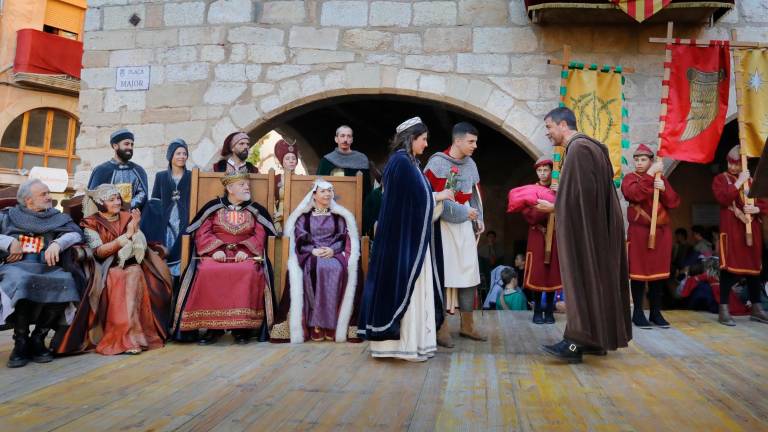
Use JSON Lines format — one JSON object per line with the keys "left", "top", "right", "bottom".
{"left": 332, "top": 202, "right": 359, "bottom": 342}
{"left": 283, "top": 192, "right": 360, "bottom": 344}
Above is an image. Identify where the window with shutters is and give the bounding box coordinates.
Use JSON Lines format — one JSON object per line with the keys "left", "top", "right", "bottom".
{"left": 43, "top": 0, "right": 86, "bottom": 41}
{"left": 0, "top": 109, "right": 80, "bottom": 173}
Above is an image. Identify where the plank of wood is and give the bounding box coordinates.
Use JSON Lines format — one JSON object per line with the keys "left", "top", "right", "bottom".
{"left": 0, "top": 311, "right": 765, "bottom": 432}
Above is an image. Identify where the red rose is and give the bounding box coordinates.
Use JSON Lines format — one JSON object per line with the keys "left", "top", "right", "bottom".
{"left": 450, "top": 166, "right": 459, "bottom": 174}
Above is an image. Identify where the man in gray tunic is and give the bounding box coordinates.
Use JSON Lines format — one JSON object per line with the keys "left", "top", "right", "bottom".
{"left": 0, "top": 179, "right": 82, "bottom": 368}
{"left": 316, "top": 125, "right": 372, "bottom": 199}
{"left": 424, "top": 122, "right": 486, "bottom": 347}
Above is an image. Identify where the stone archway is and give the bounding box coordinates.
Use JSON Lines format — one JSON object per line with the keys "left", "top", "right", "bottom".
{"left": 233, "top": 85, "right": 543, "bottom": 265}
{"left": 244, "top": 87, "right": 543, "bottom": 160}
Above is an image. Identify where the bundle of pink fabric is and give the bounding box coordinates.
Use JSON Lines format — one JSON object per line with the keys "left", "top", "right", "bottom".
{"left": 507, "top": 184, "right": 556, "bottom": 213}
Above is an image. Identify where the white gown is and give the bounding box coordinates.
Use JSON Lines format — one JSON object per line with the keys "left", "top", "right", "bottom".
{"left": 369, "top": 196, "right": 443, "bottom": 362}
{"left": 370, "top": 249, "right": 437, "bottom": 362}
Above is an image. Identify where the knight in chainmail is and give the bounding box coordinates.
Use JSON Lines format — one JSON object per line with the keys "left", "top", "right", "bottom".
{"left": 423, "top": 122, "right": 486, "bottom": 347}
{"left": 0, "top": 179, "right": 83, "bottom": 368}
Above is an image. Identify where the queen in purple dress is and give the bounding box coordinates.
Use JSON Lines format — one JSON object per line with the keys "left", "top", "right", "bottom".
{"left": 270, "top": 179, "right": 361, "bottom": 343}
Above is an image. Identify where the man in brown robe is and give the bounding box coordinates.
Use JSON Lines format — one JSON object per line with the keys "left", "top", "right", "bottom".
{"left": 540, "top": 107, "right": 632, "bottom": 364}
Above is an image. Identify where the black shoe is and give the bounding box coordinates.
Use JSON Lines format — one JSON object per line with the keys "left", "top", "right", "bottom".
{"left": 532, "top": 312, "right": 544, "bottom": 324}
{"left": 176, "top": 331, "right": 200, "bottom": 343}
{"left": 232, "top": 330, "right": 251, "bottom": 345}
{"left": 29, "top": 330, "right": 53, "bottom": 363}
{"left": 541, "top": 339, "right": 582, "bottom": 364}
{"left": 544, "top": 312, "right": 555, "bottom": 324}
{"left": 649, "top": 311, "right": 670, "bottom": 328}
{"left": 581, "top": 345, "right": 607, "bottom": 356}
{"left": 7, "top": 335, "right": 30, "bottom": 368}
{"left": 632, "top": 308, "right": 652, "bottom": 329}
{"left": 198, "top": 330, "right": 223, "bottom": 346}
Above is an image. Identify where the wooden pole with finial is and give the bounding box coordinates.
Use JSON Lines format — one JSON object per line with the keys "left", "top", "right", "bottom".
{"left": 732, "top": 29, "right": 754, "bottom": 246}
{"left": 542, "top": 45, "right": 571, "bottom": 264}
{"left": 648, "top": 21, "right": 674, "bottom": 249}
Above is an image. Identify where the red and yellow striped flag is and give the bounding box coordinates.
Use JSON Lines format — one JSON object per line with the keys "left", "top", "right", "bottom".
{"left": 611, "top": 0, "right": 671, "bottom": 22}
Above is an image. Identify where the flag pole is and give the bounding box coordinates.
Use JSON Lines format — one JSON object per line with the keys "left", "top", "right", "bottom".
{"left": 543, "top": 45, "right": 571, "bottom": 264}
{"left": 732, "top": 29, "right": 754, "bottom": 246}
{"left": 649, "top": 21, "right": 674, "bottom": 249}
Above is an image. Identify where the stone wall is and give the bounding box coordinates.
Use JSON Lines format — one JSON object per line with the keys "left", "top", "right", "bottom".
{"left": 77, "top": 0, "right": 768, "bottom": 183}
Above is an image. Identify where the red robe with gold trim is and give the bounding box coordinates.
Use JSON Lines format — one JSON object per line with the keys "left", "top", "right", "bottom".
{"left": 621, "top": 172, "right": 680, "bottom": 281}
{"left": 712, "top": 173, "right": 768, "bottom": 275}
{"left": 517, "top": 184, "right": 561, "bottom": 291}
{"left": 178, "top": 207, "right": 269, "bottom": 330}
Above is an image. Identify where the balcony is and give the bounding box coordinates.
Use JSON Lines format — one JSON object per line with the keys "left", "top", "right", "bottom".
{"left": 11, "top": 29, "right": 83, "bottom": 94}
{"left": 525, "top": 0, "right": 735, "bottom": 25}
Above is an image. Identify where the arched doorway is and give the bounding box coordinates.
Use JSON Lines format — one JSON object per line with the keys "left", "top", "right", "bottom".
{"left": 248, "top": 93, "right": 539, "bottom": 265}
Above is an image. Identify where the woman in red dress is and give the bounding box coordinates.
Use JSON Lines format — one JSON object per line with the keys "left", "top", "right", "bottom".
{"left": 56, "top": 184, "right": 172, "bottom": 356}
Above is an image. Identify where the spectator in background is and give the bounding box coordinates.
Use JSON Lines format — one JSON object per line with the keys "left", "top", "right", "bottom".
{"left": 671, "top": 228, "right": 692, "bottom": 275}
{"left": 495, "top": 267, "right": 527, "bottom": 311}
{"left": 691, "top": 225, "right": 713, "bottom": 257}
{"left": 513, "top": 253, "right": 531, "bottom": 307}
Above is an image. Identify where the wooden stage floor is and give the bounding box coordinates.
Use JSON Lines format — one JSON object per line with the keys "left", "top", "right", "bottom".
{"left": 0, "top": 310, "right": 766, "bottom": 432}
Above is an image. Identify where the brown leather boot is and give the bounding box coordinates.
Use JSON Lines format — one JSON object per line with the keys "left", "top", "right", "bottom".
{"left": 436, "top": 322, "right": 454, "bottom": 348}
{"left": 718, "top": 304, "right": 736, "bottom": 326}
{"left": 750, "top": 303, "right": 768, "bottom": 324}
{"left": 459, "top": 311, "right": 487, "bottom": 341}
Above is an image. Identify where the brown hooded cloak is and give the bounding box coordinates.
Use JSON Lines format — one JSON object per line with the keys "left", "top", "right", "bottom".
{"left": 555, "top": 133, "right": 631, "bottom": 350}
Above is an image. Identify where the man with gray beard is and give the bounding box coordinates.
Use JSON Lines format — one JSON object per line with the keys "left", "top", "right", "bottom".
{"left": 171, "top": 172, "right": 277, "bottom": 345}
{"left": 0, "top": 179, "right": 82, "bottom": 367}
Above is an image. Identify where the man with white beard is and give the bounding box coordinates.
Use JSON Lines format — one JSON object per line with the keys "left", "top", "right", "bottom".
{"left": 172, "top": 172, "right": 277, "bottom": 345}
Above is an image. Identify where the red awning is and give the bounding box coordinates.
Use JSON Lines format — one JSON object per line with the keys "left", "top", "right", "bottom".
{"left": 13, "top": 29, "right": 83, "bottom": 79}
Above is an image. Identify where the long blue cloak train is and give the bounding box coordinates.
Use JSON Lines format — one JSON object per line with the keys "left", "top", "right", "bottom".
{"left": 357, "top": 149, "right": 444, "bottom": 341}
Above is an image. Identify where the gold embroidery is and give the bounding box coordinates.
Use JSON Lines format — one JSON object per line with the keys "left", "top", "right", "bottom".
{"left": 179, "top": 319, "right": 264, "bottom": 330}
{"left": 115, "top": 183, "right": 133, "bottom": 203}
{"left": 182, "top": 308, "right": 263, "bottom": 319}
{"left": 270, "top": 321, "right": 291, "bottom": 339}
{"left": 217, "top": 209, "right": 254, "bottom": 235}
{"left": 198, "top": 239, "right": 225, "bottom": 255}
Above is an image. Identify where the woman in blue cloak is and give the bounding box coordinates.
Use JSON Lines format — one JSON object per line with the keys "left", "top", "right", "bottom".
{"left": 357, "top": 117, "right": 455, "bottom": 361}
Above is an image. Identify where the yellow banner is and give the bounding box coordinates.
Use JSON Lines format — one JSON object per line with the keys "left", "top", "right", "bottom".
{"left": 736, "top": 48, "right": 768, "bottom": 158}
{"left": 564, "top": 69, "right": 623, "bottom": 179}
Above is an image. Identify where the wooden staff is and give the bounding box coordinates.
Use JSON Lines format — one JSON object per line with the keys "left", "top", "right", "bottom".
{"left": 542, "top": 45, "right": 571, "bottom": 264}
{"left": 732, "top": 29, "right": 754, "bottom": 246}
{"left": 546, "top": 48, "right": 635, "bottom": 260}
{"left": 648, "top": 22, "right": 674, "bottom": 249}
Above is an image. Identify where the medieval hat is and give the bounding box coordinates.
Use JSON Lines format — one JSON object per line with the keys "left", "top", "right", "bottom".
{"left": 274, "top": 139, "right": 298, "bottom": 166}
{"left": 632, "top": 143, "right": 655, "bottom": 158}
{"left": 396, "top": 117, "right": 423, "bottom": 134}
{"left": 166, "top": 138, "right": 188, "bottom": 163}
{"left": 110, "top": 128, "right": 134, "bottom": 145}
{"left": 220, "top": 132, "right": 250, "bottom": 158}
{"left": 83, "top": 183, "right": 121, "bottom": 218}
{"left": 534, "top": 156, "right": 553, "bottom": 168}
{"left": 727, "top": 145, "right": 741, "bottom": 164}
{"left": 220, "top": 171, "right": 249, "bottom": 186}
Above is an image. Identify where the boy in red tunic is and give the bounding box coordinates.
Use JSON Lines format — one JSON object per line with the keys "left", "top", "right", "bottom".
{"left": 621, "top": 144, "right": 680, "bottom": 328}
{"left": 712, "top": 145, "right": 768, "bottom": 325}
{"left": 508, "top": 156, "right": 562, "bottom": 324}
